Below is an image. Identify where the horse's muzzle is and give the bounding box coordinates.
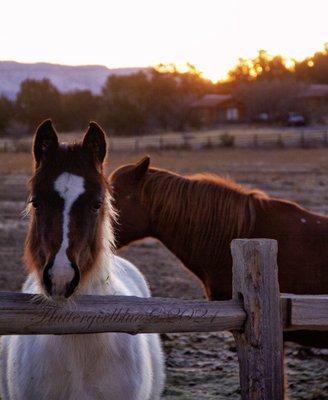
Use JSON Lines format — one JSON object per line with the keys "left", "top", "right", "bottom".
{"left": 43, "top": 261, "right": 80, "bottom": 298}
{"left": 65, "top": 262, "right": 80, "bottom": 298}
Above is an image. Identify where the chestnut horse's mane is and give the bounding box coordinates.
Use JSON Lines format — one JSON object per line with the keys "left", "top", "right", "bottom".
{"left": 141, "top": 168, "right": 268, "bottom": 260}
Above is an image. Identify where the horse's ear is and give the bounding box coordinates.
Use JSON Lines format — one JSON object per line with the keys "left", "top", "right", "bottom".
{"left": 134, "top": 156, "right": 150, "bottom": 179}
{"left": 33, "top": 119, "right": 59, "bottom": 167}
{"left": 83, "top": 122, "right": 107, "bottom": 166}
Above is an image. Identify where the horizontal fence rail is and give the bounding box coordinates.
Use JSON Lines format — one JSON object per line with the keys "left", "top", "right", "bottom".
{"left": 1, "top": 128, "right": 328, "bottom": 153}
{"left": 0, "top": 292, "right": 245, "bottom": 335}
{"left": 0, "top": 292, "right": 327, "bottom": 336}
{"left": 281, "top": 293, "right": 328, "bottom": 331}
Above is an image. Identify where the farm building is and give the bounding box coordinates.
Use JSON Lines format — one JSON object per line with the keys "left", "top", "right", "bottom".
{"left": 190, "top": 94, "right": 245, "bottom": 126}
{"left": 299, "top": 84, "right": 328, "bottom": 123}
{"left": 192, "top": 84, "right": 328, "bottom": 126}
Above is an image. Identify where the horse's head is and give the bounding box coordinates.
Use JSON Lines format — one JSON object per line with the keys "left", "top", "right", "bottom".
{"left": 109, "top": 156, "right": 150, "bottom": 247}
{"left": 25, "top": 120, "right": 114, "bottom": 299}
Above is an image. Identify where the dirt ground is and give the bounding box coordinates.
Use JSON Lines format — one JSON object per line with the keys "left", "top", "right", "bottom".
{"left": 0, "top": 147, "right": 328, "bottom": 399}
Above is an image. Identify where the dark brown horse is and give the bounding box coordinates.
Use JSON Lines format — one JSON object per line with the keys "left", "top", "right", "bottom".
{"left": 109, "top": 156, "right": 328, "bottom": 347}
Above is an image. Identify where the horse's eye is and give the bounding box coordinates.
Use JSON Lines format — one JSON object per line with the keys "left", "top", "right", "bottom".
{"left": 91, "top": 201, "right": 103, "bottom": 212}
{"left": 30, "top": 197, "right": 40, "bottom": 209}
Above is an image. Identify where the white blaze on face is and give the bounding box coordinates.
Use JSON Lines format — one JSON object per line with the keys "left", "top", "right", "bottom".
{"left": 52, "top": 173, "right": 85, "bottom": 295}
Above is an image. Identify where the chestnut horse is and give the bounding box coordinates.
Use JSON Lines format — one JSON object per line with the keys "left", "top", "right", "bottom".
{"left": 109, "top": 156, "right": 328, "bottom": 348}
{"left": 0, "top": 123, "right": 164, "bottom": 400}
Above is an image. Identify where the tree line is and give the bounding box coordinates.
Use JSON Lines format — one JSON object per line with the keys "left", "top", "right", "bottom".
{"left": 0, "top": 43, "right": 327, "bottom": 136}
{"left": 223, "top": 44, "right": 328, "bottom": 123}
{"left": 227, "top": 44, "right": 328, "bottom": 83}
{"left": 0, "top": 66, "right": 213, "bottom": 136}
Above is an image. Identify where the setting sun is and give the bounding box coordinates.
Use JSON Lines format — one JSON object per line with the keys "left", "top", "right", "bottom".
{"left": 1, "top": 0, "right": 327, "bottom": 80}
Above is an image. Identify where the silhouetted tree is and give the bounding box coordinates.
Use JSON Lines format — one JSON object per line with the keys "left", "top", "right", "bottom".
{"left": 1, "top": 44, "right": 327, "bottom": 136}
{"left": 16, "top": 79, "right": 62, "bottom": 129}
{"left": 295, "top": 43, "right": 328, "bottom": 84}
{"left": 99, "top": 66, "right": 213, "bottom": 134}
{"left": 61, "top": 90, "right": 100, "bottom": 131}
{"left": 99, "top": 72, "right": 149, "bottom": 135}
{"left": 0, "top": 96, "right": 14, "bottom": 135}
{"left": 228, "top": 50, "right": 292, "bottom": 82}
{"left": 228, "top": 45, "right": 328, "bottom": 85}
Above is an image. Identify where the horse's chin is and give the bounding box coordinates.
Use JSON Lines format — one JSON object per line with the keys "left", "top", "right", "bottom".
{"left": 33, "top": 289, "right": 76, "bottom": 307}
{"left": 51, "top": 294, "right": 72, "bottom": 304}
{"left": 49, "top": 290, "right": 79, "bottom": 306}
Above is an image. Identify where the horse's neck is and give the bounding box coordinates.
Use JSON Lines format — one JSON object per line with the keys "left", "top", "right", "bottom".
{"left": 145, "top": 183, "right": 192, "bottom": 265}
{"left": 80, "top": 253, "right": 114, "bottom": 296}
{"left": 145, "top": 175, "right": 252, "bottom": 280}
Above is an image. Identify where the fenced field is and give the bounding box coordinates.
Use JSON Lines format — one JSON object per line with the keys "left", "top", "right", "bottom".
{"left": 106, "top": 127, "right": 328, "bottom": 152}
{"left": 1, "top": 126, "right": 328, "bottom": 153}
{"left": 0, "top": 147, "right": 328, "bottom": 399}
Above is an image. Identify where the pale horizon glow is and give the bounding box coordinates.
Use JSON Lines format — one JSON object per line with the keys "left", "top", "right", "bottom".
{"left": 1, "top": 0, "right": 328, "bottom": 82}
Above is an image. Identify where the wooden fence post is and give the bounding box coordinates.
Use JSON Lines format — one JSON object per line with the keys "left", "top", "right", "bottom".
{"left": 300, "top": 131, "right": 305, "bottom": 148}
{"left": 231, "top": 239, "right": 284, "bottom": 400}
{"left": 159, "top": 136, "right": 164, "bottom": 150}
{"left": 276, "top": 133, "right": 284, "bottom": 148}
{"left": 253, "top": 134, "right": 258, "bottom": 148}
{"left": 134, "top": 138, "right": 140, "bottom": 152}
{"left": 183, "top": 133, "right": 190, "bottom": 148}
{"left": 324, "top": 131, "right": 328, "bottom": 147}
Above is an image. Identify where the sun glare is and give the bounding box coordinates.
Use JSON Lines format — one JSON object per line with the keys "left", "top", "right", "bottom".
{"left": 0, "top": 0, "right": 327, "bottom": 81}
{"left": 284, "top": 59, "right": 296, "bottom": 70}
{"left": 198, "top": 68, "right": 221, "bottom": 83}
{"left": 155, "top": 62, "right": 222, "bottom": 83}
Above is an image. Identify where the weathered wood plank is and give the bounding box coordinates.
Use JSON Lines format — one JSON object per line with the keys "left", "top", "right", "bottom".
{"left": 281, "top": 294, "right": 328, "bottom": 331}
{"left": 231, "top": 239, "right": 284, "bottom": 400}
{"left": 0, "top": 292, "right": 326, "bottom": 337}
{"left": 0, "top": 292, "right": 246, "bottom": 335}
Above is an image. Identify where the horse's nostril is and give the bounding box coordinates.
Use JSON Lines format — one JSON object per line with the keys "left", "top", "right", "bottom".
{"left": 43, "top": 261, "right": 53, "bottom": 295}
{"left": 64, "top": 263, "right": 80, "bottom": 298}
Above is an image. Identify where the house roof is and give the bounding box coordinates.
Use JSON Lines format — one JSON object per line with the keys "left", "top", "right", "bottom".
{"left": 191, "top": 94, "right": 233, "bottom": 108}
{"left": 193, "top": 84, "right": 328, "bottom": 109}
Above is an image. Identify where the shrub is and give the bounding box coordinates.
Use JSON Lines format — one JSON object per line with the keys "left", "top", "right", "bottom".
{"left": 220, "top": 133, "right": 235, "bottom": 147}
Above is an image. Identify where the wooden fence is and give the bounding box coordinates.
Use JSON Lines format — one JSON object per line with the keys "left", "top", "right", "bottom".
{"left": 1, "top": 128, "right": 328, "bottom": 153}
{"left": 108, "top": 128, "right": 328, "bottom": 152}
{"left": 0, "top": 239, "right": 327, "bottom": 399}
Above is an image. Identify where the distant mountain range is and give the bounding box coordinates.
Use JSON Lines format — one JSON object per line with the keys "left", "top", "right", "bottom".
{"left": 0, "top": 61, "right": 145, "bottom": 99}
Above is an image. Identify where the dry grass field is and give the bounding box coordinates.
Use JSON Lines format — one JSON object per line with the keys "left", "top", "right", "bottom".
{"left": 1, "top": 147, "right": 328, "bottom": 399}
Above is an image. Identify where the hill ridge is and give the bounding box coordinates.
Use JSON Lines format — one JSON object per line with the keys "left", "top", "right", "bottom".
{"left": 0, "top": 61, "right": 145, "bottom": 99}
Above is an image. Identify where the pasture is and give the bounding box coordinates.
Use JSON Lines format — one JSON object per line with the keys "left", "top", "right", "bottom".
{"left": 1, "top": 147, "right": 328, "bottom": 399}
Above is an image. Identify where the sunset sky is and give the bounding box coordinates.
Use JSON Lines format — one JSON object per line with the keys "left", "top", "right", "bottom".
{"left": 1, "top": 0, "right": 328, "bottom": 81}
